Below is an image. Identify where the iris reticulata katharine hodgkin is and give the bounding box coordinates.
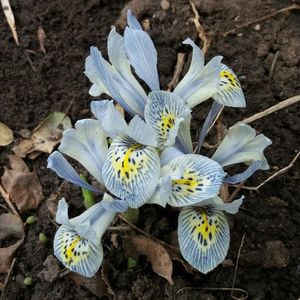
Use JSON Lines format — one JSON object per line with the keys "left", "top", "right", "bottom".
{"left": 47, "top": 10, "right": 272, "bottom": 277}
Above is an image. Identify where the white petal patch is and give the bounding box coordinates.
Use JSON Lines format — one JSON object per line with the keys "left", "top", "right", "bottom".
{"left": 213, "top": 64, "right": 246, "bottom": 108}
{"left": 164, "top": 154, "right": 225, "bottom": 207}
{"left": 102, "top": 135, "right": 160, "bottom": 208}
{"left": 178, "top": 205, "right": 230, "bottom": 274}
{"left": 54, "top": 225, "right": 103, "bottom": 278}
{"left": 145, "top": 91, "right": 191, "bottom": 150}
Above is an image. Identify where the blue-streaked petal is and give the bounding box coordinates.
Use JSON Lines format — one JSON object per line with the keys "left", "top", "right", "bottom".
{"left": 124, "top": 22, "right": 160, "bottom": 91}
{"left": 102, "top": 135, "right": 160, "bottom": 208}
{"left": 144, "top": 91, "right": 191, "bottom": 150}
{"left": 197, "top": 101, "right": 224, "bottom": 153}
{"left": 47, "top": 151, "right": 100, "bottom": 193}
{"left": 54, "top": 225, "right": 103, "bottom": 278}
{"left": 213, "top": 196, "right": 244, "bottom": 214}
{"left": 101, "top": 192, "right": 129, "bottom": 213}
{"left": 160, "top": 146, "right": 184, "bottom": 166}
{"left": 107, "top": 28, "right": 147, "bottom": 113}
{"left": 176, "top": 113, "right": 193, "bottom": 153}
{"left": 89, "top": 83, "right": 103, "bottom": 97}
{"left": 212, "top": 123, "right": 272, "bottom": 167}
{"left": 178, "top": 205, "right": 230, "bottom": 274}
{"left": 127, "top": 9, "right": 142, "bottom": 30}
{"left": 91, "top": 100, "right": 127, "bottom": 138}
{"left": 212, "top": 64, "right": 246, "bottom": 108}
{"left": 58, "top": 119, "right": 108, "bottom": 184}
{"left": 174, "top": 39, "right": 222, "bottom": 108}
{"left": 157, "top": 154, "right": 225, "bottom": 207}
{"left": 56, "top": 198, "right": 72, "bottom": 227}
{"left": 127, "top": 115, "right": 158, "bottom": 147}
{"left": 224, "top": 160, "right": 262, "bottom": 184}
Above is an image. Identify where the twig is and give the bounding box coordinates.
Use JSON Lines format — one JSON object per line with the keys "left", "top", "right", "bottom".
{"left": 1, "top": 0, "right": 19, "bottom": 45}
{"left": 107, "top": 225, "right": 131, "bottom": 231}
{"left": 0, "top": 258, "right": 16, "bottom": 300}
{"left": 237, "top": 151, "right": 299, "bottom": 191}
{"left": 227, "top": 181, "right": 245, "bottom": 203}
{"left": 166, "top": 52, "right": 186, "bottom": 91}
{"left": 0, "top": 183, "right": 20, "bottom": 217}
{"left": 242, "top": 95, "right": 300, "bottom": 124}
{"left": 269, "top": 50, "right": 279, "bottom": 81}
{"left": 189, "top": 0, "right": 211, "bottom": 55}
{"left": 175, "top": 287, "right": 248, "bottom": 299}
{"left": 0, "top": 204, "right": 10, "bottom": 212}
{"left": 231, "top": 233, "right": 246, "bottom": 299}
{"left": 222, "top": 4, "right": 300, "bottom": 37}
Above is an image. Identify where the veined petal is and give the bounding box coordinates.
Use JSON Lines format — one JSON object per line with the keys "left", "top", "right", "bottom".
{"left": 54, "top": 225, "right": 103, "bottom": 277}
{"left": 212, "top": 64, "right": 246, "bottom": 108}
{"left": 124, "top": 11, "right": 160, "bottom": 91}
{"left": 212, "top": 123, "right": 272, "bottom": 167}
{"left": 174, "top": 39, "right": 222, "bottom": 108}
{"left": 127, "top": 115, "right": 158, "bottom": 147}
{"left": 178, "top": 205, "right": 230, "bottom": 274}
{"left": 56, "top": 198, "right": 72, "bottom": 227}
{"left": 197, "top": 101, "right": 224, "bottom": 153}
{"left": 155, "top": 154, "right": 225, "bottom": 207}
{"left": 89, "top": 83, "right": 103, "bottom": 97}
{"left": 91, "top": 100, "right": 127, "bottom": 138}
{"left": 160, "top": 146, "right": 184, "bottom": 166}
{"left": 102, "top": 135, "right": 160, "bottom": 208}
{"left": 127, "top": 9, "right": 142, "bottom": 30}
{"left": 47, "top": 151, "right": 100, "bottom": 193}
{"left": 176, "top": 113, "right": 193, "bottom": 153}
{"left": 144, "top": 91, "right": 191, "bottom": 150}
{"left": 58, "top": 119, "right": 108, "bottom": 184}
{"left": 199, "top": 196, "right": 244, "bottom": 214}
{"left": 108, "top": 28, "right": 148, "bottom": 113}
{"left": 101, "top": 192, "right": 129, "bottom": 213}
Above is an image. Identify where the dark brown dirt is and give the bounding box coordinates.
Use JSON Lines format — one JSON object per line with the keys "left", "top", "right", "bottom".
{"left": 0, "top": 0, "right": 300, "bottom": 299}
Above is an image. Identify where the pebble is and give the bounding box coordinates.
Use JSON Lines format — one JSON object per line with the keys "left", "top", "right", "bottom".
{"left": 161, "top": 0, "right": 170, "bottom": 11}
{"left": 254, "top": 24, "right": 261, "bottom": 31}
{"left": 237, "top": 33, "right": 243, "bottom": 37}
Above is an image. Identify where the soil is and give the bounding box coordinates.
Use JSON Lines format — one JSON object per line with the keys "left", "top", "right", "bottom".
{"left": 0, "top": 0, "right": 300, "bottom": 299}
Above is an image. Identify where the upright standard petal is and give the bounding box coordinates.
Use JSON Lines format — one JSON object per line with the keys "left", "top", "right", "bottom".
{"left": 91, "top": 100, "right": 128, "bottom": 138}
{"left": 174, "top": 39, "right": 222, "bottom": 108}
{"left": 212, "top": 123, "right": 272, "bottom": 167}
{"left": 127, "top": 9, "right": 142, "bottom": 30}
{"left": 151, "top": 154, "right": 225, "bottom": 207}
{"left": 47, "top": 151, "right": 100, "bottom": 193}
{"left": 58, "top": 119, "right": 108, "bottom": 184}
{"left": 124, "top": 11, "right": 160, "bottom": 91}
{"left": 144, "top": 91, "right": 192, "bottom": 150}
{"left": 212, "top": 64, "right": 246, "bottom": 108}
{"left": 102, "top": 135, "right": 160, "bottom": 208}
{"left": 178, "top": 205, "right": 230, "bottom": 274}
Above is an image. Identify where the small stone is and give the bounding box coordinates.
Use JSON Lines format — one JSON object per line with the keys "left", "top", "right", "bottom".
{"left": 263, "top": 241, "right": 289, "bottom": 269}
{"left": 254, "top": 24, "right": 261, "bottom": 31}
{"left": 160, "top": 0, "right": 170, "bottom": 11}
{"left": 142, "top": 18, "right": 151, "bottom": 31}
{"left": 237, "top": 33, "right": 243, "bottom": 37}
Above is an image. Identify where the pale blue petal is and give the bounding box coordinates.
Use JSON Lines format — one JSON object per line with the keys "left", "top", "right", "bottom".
{"left": 160, "top": 146, "right": 184, "bottom": 166}
{"left": 54, "top": 224, "right": 103, "bottom": 278}
{"left": 144, "top": 91, "right": 191, "bottom": 150}
{"left": 58, "top": 119, "right": 108, "bottom": 184}
{"left": 124, "top": 27, "right": 160, "bottom": 91}
{"left": 178, "top": 205, "right": 230, "bottom": 274}
{"left": 160, "top": 154, "right": 226, "bottom": 207}
{"left": 127, "top": 9, "right": 142, "bottom": 30}
{"left": 47, "top": 151, "right": 100, "bottom": 193}
{"left": 214, "top": 196, "right": 244, "bottom": 214}
{"left": 91, "top": 100, "right": 127, "bottom": 138}
{"left": 212, "top": 64, "right": 246, "bottom": 108}
{"left": 212, "top": 123, "right": 272, "bottom": 167}
{"left": 196, "top": 101, "right": 223, "bottom": 153}
{"left": 55, "top": 198, "right": 72, "bottom": 227}
{"left": 176, "top": 113, "right": 193, "bottom": 153}
{"left": 224, "top": 160, "right": 261, "bottom": 184}
{"left": 127, "top": 115, "right": 158, "bottom": 147}
{"left": 174, "top": 39, "right": 222, "bottom": 108}
{"left": 101, "top": 193, "right": 129, "bottom": 213}
{"left": 102, "top": 135, "right": 160, "bottom": 208}
{"left": 107, "top": 28, "right": 147, "bottom": 114}
{"left": 89, "top": 83, "right": 103, "bottom": 97}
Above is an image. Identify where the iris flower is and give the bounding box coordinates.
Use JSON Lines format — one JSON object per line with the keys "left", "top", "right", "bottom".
{"left": 54, "top": 193, "right": 128, "bottom": 277}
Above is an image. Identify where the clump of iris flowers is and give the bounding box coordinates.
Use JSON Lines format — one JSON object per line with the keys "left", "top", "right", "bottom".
{"left": 48, "top": 10, "right": 272, "bottom": 278}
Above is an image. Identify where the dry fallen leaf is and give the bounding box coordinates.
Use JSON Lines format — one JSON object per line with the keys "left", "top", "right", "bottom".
{"left": 1, "top": 0, "right": 19, "bottom": 45}
{"left": 37, "top": 255, "right": 61, "bottom": 282}
{"left": 13, "top": 112, "right": 72, "bottom": 159}
{"left": 0, "top": 122, "right": 13, "bottom": 146}
{"left": 0, "top": 213, "right": 24, "bottom": 240}
{"left": 124, "top": 236, "right": 174, "bottom": 285}
{"left": 0, "top": 212, "right": 24, "bottom": 273}
{"left": 1, "top": 155, "right": 44, "bottom": 212}
{"left": 68, "top": 272, "right": 111, "bottom": 298}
